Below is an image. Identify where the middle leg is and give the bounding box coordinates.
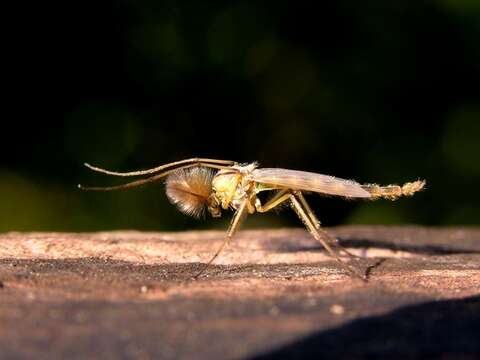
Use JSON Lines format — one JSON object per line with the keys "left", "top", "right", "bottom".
{"left": 255, "top": 189, "right": 291, "bottom": 213}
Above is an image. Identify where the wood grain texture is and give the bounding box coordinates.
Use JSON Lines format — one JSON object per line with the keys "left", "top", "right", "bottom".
{"left": 1, "top": 226, "right": 479, "bottom": 359}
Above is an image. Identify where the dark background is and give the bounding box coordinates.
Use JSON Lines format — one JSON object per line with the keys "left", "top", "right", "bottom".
{"left": 3, "top": 1, "right": 480, "bottom": 232}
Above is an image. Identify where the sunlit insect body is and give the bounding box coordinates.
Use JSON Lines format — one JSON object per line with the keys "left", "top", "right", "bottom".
{"left": 79, "top": 158, "right": 425, "bottom": 280}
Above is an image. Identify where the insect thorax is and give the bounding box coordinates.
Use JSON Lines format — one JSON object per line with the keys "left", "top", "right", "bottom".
{"left": 211, "top": 163, "right": 257, "bottom": 211}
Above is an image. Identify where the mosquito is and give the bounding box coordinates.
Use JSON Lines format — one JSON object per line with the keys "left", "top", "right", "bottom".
{"left": 78, "top": 157, "right": 425, "bottom": 280}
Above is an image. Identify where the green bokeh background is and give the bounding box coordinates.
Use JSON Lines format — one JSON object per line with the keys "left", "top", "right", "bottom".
{"left": 3, "top": 1, "right": 480, "bottom": 232}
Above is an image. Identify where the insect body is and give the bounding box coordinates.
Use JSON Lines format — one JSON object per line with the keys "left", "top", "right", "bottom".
{"left": 79, "top": 158, "right": 425, "bottom": 280}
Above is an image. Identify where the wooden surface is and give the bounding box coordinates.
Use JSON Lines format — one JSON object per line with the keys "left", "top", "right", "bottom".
{"left": 1, "top": 226, "right": 480, "bottom": 359}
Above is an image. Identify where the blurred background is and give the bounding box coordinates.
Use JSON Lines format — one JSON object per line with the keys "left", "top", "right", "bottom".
{"left": 2, "top": 1, "right": 480, "bottom": 232}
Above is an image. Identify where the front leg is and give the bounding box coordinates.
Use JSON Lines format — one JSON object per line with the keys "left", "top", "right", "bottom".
{"left": 194, "top": 198, "right": 249, "bottom": 279}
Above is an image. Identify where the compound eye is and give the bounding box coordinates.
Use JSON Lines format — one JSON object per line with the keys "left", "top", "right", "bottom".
{"left": 206, "top": 194, "right": 221, "bottom": 218}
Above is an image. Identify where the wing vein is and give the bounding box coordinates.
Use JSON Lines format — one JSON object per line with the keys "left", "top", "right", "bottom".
{"left": 252, "top": 168, "right": 371, "bottom": 198}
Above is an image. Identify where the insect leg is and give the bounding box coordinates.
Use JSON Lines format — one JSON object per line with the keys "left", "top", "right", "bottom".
{"left": 255, "top": 190, "right": 348, "bottom": 254}
{"left": 296, "top": 192, "right": 320, "bottom": 228}
{"left": 295, "top": 192, "right": 360, "bottom": 259}
{"left": 290, "top": 194, "right": 366, "bottom": 281}
{"left": 255, "top": 190, "right": 291, "bottom": 213}
{"left": 193, "top": 198, "right": 249, "bottom": 279}
{"left": 84, "top": 158, "right": 235, "bottom": 177}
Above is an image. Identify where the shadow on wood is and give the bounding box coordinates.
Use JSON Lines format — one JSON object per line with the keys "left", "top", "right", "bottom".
{"left": 253, "top": 295, "right": 480, "bottom": 359}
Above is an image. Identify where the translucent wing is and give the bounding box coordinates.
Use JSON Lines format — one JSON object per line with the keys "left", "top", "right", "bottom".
{"left": 252, "top": 168, "right": 371, "bottom": 198}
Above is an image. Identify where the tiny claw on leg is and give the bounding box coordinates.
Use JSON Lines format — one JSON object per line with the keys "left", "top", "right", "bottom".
{"left": 192, "top": 243, "right": 226, "bottom": 279}
{"left": 193, "top": 199, "right": 249, "bottom": 280}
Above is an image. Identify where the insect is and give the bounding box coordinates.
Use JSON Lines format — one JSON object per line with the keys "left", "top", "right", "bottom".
{"left": 79, "top": 158, "right": 425, "bottom": 280}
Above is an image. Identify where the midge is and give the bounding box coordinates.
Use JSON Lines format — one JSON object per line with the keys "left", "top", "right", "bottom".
{"left": 79, "top": 158, "right": 425, "bottom": 280}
